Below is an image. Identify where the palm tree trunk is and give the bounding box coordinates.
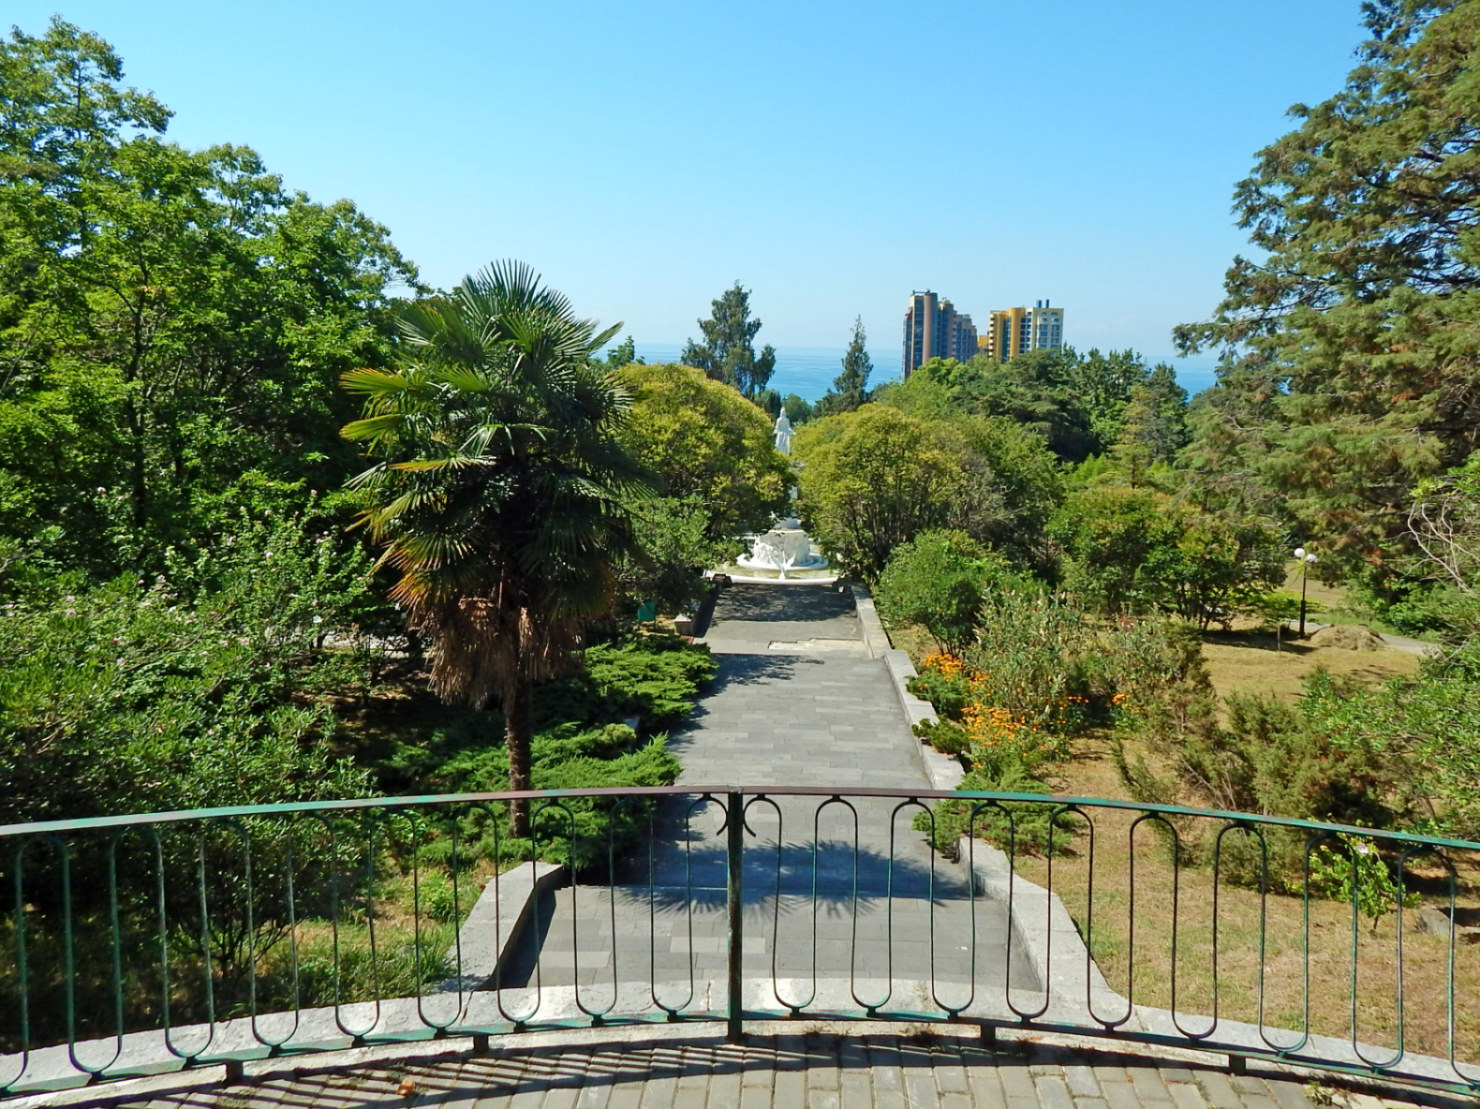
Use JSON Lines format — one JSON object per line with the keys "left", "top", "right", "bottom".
{"left": 504, "top": 680, "right": 533, "bottom": 837}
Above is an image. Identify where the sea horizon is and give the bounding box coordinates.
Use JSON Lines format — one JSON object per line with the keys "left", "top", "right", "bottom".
{"left": 619, "top": 343, "right": 1221, "bottom": 404}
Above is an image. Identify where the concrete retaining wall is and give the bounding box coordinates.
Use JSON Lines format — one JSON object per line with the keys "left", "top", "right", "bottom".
{"left": 441, "top": 861, "right": 566, "bottom": 991}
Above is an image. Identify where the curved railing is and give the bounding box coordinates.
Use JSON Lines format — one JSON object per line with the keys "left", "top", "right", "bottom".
{"left": 2, "top": 787, "right": 1477, "bottom": 1098}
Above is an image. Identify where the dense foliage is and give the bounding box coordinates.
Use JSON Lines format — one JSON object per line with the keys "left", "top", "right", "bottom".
{"left": 0, "top": 508, "right": 375, "bottom": 825}
{"left": 364, "top": 633, "right": 716, "bottom": 867}
{"left": 0, "top": 19, "right": 417, "bottom": 586}
{"left": 883, "top": 347, "right": 1182, "bottom": 464}
{"left": 907, "top": 595, "right": 1204, "bottom": 855}
{"left": 873, "top": 529, "right": 1014, "bottom": 654}
{"left": 792, "top": 404, "right": 1064, "bottom": 580}
{"left": 1174, "top": 0, "right": 1480, "bottom": 589}
{"left": 614, "top": 362, "right": 791, "bottom": 609}
{"left": 1051, "top": 484, "right": 1283, "bottom": 627}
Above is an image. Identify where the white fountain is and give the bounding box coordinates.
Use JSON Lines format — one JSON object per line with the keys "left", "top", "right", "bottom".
{"left": 735, "top": 514, "right": 829, "bottom": 579}
{"left": 722, "top": 413, "right": 836, "bottom": 583}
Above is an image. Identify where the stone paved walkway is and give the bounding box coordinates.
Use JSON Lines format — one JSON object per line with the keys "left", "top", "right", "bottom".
{"left": 510, "top": 585, "right": 1031, "bottom": 996}
{"left": 97, "top": 1026, "right": 1435, "bottom": 1109}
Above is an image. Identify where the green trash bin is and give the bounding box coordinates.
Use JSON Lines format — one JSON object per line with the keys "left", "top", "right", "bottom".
{"left": 636, "top": 600, "right": 658, "bottom": 623}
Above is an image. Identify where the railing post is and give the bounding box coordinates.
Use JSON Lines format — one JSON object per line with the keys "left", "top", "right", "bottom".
{"left": 727, "top": 790, "right": 745, "bottom": 1043}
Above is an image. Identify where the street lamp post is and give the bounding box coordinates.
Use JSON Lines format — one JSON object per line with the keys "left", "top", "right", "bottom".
{"left": 1294, "top": 547, "right": 1317, "bottom": 636}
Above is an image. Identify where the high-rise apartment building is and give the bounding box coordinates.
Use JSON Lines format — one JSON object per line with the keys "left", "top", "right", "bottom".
{"left": 901, "top": 291, "right": 978, "bottom": 378}
{"left": 984, "top": 300, "right": 1064, "bottom": 362}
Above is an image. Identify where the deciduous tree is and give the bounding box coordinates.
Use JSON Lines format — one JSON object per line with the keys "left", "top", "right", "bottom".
{"left": 793, "top": 405, "right": 1062, "bottom": 580}
{"left": 614, "top": 362, "right": 791, "bottom": 610}
{"left": 0, "top": 19, "right": 417, "bottom": 578}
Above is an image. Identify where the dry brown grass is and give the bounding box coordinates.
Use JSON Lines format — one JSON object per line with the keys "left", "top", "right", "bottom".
{"left": 886, "top": 620, "right": 941, "bottom": 665}
{"left": 1200, "top": 629, "right": 1420, "bottom": 705}
{"left": 1023, "top": 740, "right": 1480, "bottom": 1066}
{"left": 1281, "top": 565, "right": 1351, "bottom": 611}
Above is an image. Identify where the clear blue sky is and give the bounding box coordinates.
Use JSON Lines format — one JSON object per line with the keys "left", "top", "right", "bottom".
{"left": 11, "top": 1, "right": 1367, "bottom": 363}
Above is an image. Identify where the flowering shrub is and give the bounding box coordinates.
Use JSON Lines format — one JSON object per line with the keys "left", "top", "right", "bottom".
{"left": 908, "top": 590, "right": 1109, "bottom": 771}
{"left": 908, "top": 594, "right": 1208, "bottom": 856}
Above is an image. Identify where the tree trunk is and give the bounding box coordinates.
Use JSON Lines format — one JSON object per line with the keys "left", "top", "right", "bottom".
{"left": 504, "top": 680, "right": 533, "bottom": 838}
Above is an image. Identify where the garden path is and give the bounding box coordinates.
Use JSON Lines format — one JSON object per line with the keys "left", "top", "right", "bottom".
{"left": 504, "top": 583, "right": 1034, "bottom": 1000}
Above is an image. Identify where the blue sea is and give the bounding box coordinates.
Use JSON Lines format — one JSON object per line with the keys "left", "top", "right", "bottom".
{"left": 624, "top": 343, "right": 1220, "bottom": 404}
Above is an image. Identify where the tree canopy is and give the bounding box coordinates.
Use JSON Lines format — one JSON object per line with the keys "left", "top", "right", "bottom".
{"left": 680, "top": 281, "right": 776, "bottom": 399}
{"left": 0, "top": 18, "right": 418, "bottom": 586}
{"left": 613, "top": 362, "right": 791, "bottom": 610}
{"left": 342, "top": 262, "right": 649, "bottom": 828}
{"left": 1174, "top": 0, "right": 1480, "bottom": 572}
{"left": 616, "top": 362, "right": 790, "bottom": 541}
{"left": 793, "top": 404, "right": 1063, "bottom": 580}
{"left": 885, "top": 346, "right": 1178, "bottom": 464}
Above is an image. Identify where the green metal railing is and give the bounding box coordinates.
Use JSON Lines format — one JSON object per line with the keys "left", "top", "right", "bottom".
{"left": 2, "top": 787, "right": 1477, "bottom": 1097}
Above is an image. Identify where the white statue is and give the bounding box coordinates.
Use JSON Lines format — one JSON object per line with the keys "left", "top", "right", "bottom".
{"left": 773, "top": 411, "right": 793, "bottom": 455}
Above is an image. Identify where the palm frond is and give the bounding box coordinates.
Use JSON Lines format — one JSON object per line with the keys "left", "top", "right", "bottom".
{"left": 340, "top": 259, "right": 659, "bottom": 711}
{"left": 340, "top": 366, "right": 413, "bottom": 396}
{"left": 391, "top": 455, "right": 488, "bottom": 473}
{"left": 341, "top": 412, "right": 412, "bottom": 442}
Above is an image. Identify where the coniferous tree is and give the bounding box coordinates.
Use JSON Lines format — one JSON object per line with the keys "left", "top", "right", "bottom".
{"left": 819, "top": 317, "right": 872, "bottom": 415}
{"left": 1175, "top": 0, "right": 1480, "bottom": 568}
{"left": 1113, "top": 365, "right": 1189, "bottom": 485}
{"left": 680, "top": 281, "right": 776, "bottom": 399}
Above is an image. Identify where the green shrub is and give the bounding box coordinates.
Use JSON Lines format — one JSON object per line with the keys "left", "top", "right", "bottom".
{"left": 0, "top": 509, "right": 377, "bottom": 825}
{"left": 915, "top": 764, "right": 1080, "bottom": 859}
{"left": 1119, "top": 678, "right": 1396, "bottom": 830}
{"left": 1308, "top": 834, "right": 1420, "bottom": 931}
{"left": 1051, "top": 485, "right": 1283, "bottom": 627}
{"left": 962, "top": 587, "right": 1107, "bottom": 739}
{"left": 906, "top": 664, "right": 971, "bottom": 720}
{"left": 876, "top": 530, "right": 1014, "bottom": 654}
{"left": 534, "top": 632, "right": 717, "bottom": 731}
{"left": 912, "top": 717, "right": 971, "bottom": 757}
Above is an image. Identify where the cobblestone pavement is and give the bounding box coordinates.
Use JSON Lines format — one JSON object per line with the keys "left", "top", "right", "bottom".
{"left": 104, "top": 1027, "right": 1439, "bottom": 1109}
{"left": 511, "top": 585, "right": 1033, "bottom": 995}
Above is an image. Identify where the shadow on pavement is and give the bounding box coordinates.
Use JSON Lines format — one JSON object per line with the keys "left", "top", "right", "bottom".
{"left": 144, "top": 1029, "right": 1335, "bottom": 1109}
{"left": 709, "top": 584, "right": 855, "bottom": 625}
{"left": 702, "top": 652, "right": 825, "bottom": 693}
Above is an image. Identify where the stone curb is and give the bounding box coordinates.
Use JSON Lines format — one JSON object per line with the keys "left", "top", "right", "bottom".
{"left": 848, "top": 582, "right": 893, "bottom": 660}
{"left": 885, "top": 649, "right": 965, "bottom": 792}
{"left": 9, "top": 975, "right": 1467, "bottom": 1105}
{"left": 961, "top": 836, "right": 1123, "bottom": 1014}
{"left": 848, "top": 583, "right": 965, "bottom": 793}
{"left": 440, "top": 860, "right": 566, "bottom": 991}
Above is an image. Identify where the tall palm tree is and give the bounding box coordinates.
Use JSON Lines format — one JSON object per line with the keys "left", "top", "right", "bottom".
{"left": 341, "top": 261, "right": 651, "bottom": 833}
